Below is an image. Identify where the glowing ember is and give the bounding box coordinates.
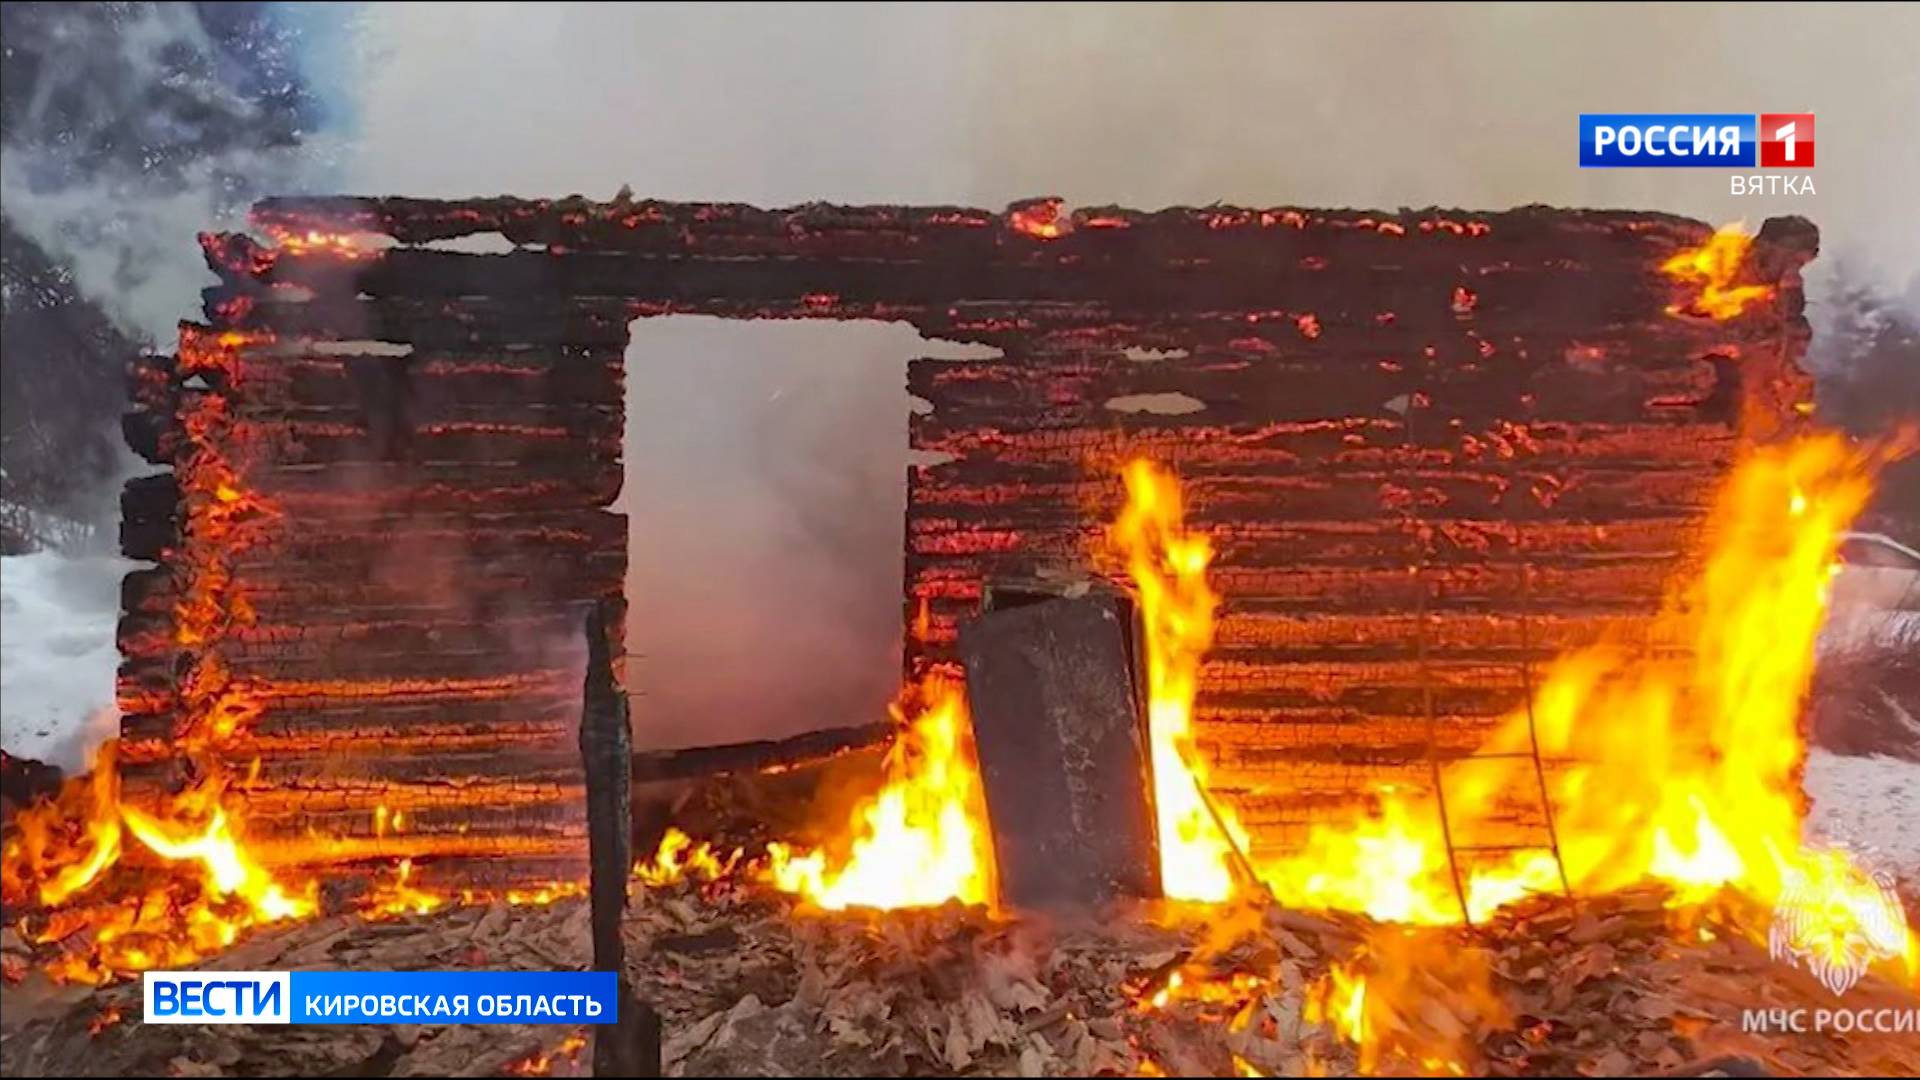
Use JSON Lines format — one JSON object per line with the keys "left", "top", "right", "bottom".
{"left": 362, "top": 858, "right": 447, "bottom": 920}
{"left": 1661, "top": 222, "right": 1774, "bottom": 320}
{"left": 1106, "top": 460, "right": 1250, "bottom": 903}
{"left": 503, "top": 1030, "right": 589, "bottom": 1076}
{"left": 1307, "top": 927, "right": 1507, "bottom": 1076}
{"left": 766, "top": 676, "right": 996, "bottom": 910}
{"left": 1009, "top": 201, "right": 1068, "bottom": 240}
{"left": 261, "top": 226, "right": 383, "bottom": 260}
{"left": 1255, "top": 432, "right": 1917, "bottom": 989}
{"left": 635, "top": 827, "right": 741, "bottom": 888}
{"left": 87, "top": 1003, "right": 123, "bottom": 1037}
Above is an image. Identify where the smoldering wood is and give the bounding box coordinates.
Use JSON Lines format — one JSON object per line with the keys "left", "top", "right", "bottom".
{"left": 629, "top": 721, "right": 896, "bottom": 784}
{"left": 579, "top": 599, "right": 661, "bottom": 1077}
{"left": 117, "top": 195, "right": 1813, "bottom": 885}
{"left": 0, "top": 751, "right": 64, "bottom": 819}
{"left": 580, "top": 599, "right": 630, "bottom": 965}
{"left": 960, "top": 586, "right": 1161, "bottom": 909}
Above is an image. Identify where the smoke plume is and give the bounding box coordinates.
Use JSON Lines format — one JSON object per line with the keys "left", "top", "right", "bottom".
{"left": 4, "top": 3, "right": 1917, "bottom": 761}
{"left": 332, "top": 3, "right": 1919, "bottom": 747}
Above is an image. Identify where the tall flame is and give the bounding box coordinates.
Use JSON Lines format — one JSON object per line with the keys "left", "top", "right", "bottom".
{"left": 766, "top": 676, "right": 996, "bottom": 910}
{"left": 1107, "top": 460, "right": 1250, "bottom": 903}
{"left": 1256, "top": 432, "right": 1917, "bottom": 984}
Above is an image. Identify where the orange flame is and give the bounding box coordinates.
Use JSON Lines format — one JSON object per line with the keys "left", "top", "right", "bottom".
{"left": 1009, "top": 201, "right": 1068, "bottom": 240}
{"left": 1107, "top": 460, "right": 1250, "bottom": 903}
{"left": 504, "top": 1030, "right": 589, "bottom": 1076}
{"left": 361, "top": 806, "right": 450, "bottom": 919}
{"left": 635, "top": 828, "right": 741, "bottom": 888}
{"left": 362, "top": 859, "right": 447, "bottom": 920}
{"left": 1307, "top": 928, "right": 1507, "bottom": 1076}
{"left": 119, "top": 788, "right": 316, "bottom": 926}
{"left": 1254, "top": 432, "right": 1915, "bottom": 986}
{"left": 1662, "top": 222, "right": 1774, "bottom": 320}
{"left": 765, "top": 676, "right": 996, "bottom": 910}
{"left": 5, "top": 757, "right": 319, "bottom": 984}
{"left": 0, "top": 325, "right": 323, "bottom": 982}
{"left": 261, "top": 226, "right": 380, "bottom": 260}
{"left": 3, "top": 744, "right": 124, "bottom": 908}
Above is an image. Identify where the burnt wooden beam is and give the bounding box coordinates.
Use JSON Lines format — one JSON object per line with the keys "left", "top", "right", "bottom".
{"left": 629, "top": 721, "right": 895, "bottom": 784}
{"left": 244, "top": 197, "right": 1778, "bottom": 274}
{"left": 960, "top": 586, "right": 1161, "bottom": 910}
{"left": 580, "top": 598, "right": 629, "bottom": 965}
{"left": 580, "top": 599, "right": 661, "bottom": 1078}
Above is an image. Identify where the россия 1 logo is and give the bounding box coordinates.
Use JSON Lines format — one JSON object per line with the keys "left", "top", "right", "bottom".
{"left": 1579, "top": 113, "right": 1815, "bottom": 167}
{"left": 1580, "top": 113, "right": 1814, "bottom": 194}
{"left": 1758, "top": 113, "right": 1815, "bottom": 168}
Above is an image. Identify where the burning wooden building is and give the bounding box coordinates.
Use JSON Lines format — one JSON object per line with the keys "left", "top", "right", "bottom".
{"left": 115, "top": 196, "right": 1816, "bottom": 898}
{"left": 13, "top": 196, "right": 1920, "bottom": 1080}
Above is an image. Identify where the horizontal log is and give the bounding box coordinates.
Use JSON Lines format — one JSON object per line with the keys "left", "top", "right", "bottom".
{"left": 910, "top": 342, "right": 1725, "bottom": 407}
{"left": 915, "top": 558, "right": 1678, "bottom": 609}
{"left": 207, "top": 350, "right": 625, "bottom": 409}
{"left": 120, "top": 748, "right": 584, "bottom": 802}
{"left": 245, "top": 506, "right": 624, "bottom": 549}
{"left": 120, "top": 615, "right": 598, "bottom": 669}
{"left": 241, "top": 247, "right": 1700, "bottom": 332}
{"left": 908, "top": 417, "right": 1742, "bottom": 468}
{"left": 908, "top": 469, "right": 1720, "bottom": 530}
{"left": 119, "top": 702, "right": 579, "bottom": 747}
{"left": 215, "top": 287, "right": 1793, "bottom": 362}
{"left": 244, "top": 199, "right": 1809, "bottom": 291}
{"left": 120, "top": 474, "right": 181, "bottom": 559}
{"left": 629, "top": 721, "right": 895, "bottom": 783}
{"left": 232, "top": 460, "right": 623, "bottom": 510}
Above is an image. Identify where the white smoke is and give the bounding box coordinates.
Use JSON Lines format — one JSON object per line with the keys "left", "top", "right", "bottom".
{"left": 0, "top": 551, "right": 128, "bottom": 771}
{"left": 328, "top": 3, "right": 1919, "bottom": 748}
{"left": 6, "top": 3, "right": 1918, "bottom": 764}
{"left": 340, "top": 4, "right": 1920, "bottom": 297}
{"left": 1, "top": 2, "right": 345, "bottom": 769}
{"left": 0, "top": 2, "right": 344, "bottom": 343}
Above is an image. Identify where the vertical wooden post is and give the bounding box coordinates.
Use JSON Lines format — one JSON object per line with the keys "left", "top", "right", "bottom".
{"left": 580, "top": 599, "right": 661, "bottom": 1076}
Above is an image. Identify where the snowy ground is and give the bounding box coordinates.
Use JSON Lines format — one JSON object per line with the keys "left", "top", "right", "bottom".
{"left": 0, "top": 551, "right": 125, "bottom": 771}
{"left": 1804, "top": 748, "right": 1920, "bottom": 882}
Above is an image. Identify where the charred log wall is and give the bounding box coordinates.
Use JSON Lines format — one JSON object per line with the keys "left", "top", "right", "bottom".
{"left": 125, "top": 196, "right": 1814, "bottom": 878}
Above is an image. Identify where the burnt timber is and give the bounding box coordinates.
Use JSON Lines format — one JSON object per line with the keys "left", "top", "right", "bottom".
{"left": 125, "top": 196, "right": 1815, "bottom": 882}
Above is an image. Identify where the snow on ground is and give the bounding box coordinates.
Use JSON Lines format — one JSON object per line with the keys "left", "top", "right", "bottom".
{"left": 0, "top": 551, "right": 126, "bottom": 771}
{"left": 1804, "top": 747, "right": 1920, "bottom": 882}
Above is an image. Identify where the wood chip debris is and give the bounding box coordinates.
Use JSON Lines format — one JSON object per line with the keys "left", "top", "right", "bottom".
{"left": 3, "top": 880, "right": 1916, "bottom": 1077}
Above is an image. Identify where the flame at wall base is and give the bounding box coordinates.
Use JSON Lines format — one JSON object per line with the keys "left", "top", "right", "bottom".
{"left": 1257, "top": 431, "right": 1919, "bottom": 988}
{"left": 765, "top": 676, "right": 996, "bottom": 911}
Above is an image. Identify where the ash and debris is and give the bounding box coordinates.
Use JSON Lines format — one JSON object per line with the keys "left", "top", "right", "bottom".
{"left": 4, "top": 878, "right": 1917, "bottom": 1078}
